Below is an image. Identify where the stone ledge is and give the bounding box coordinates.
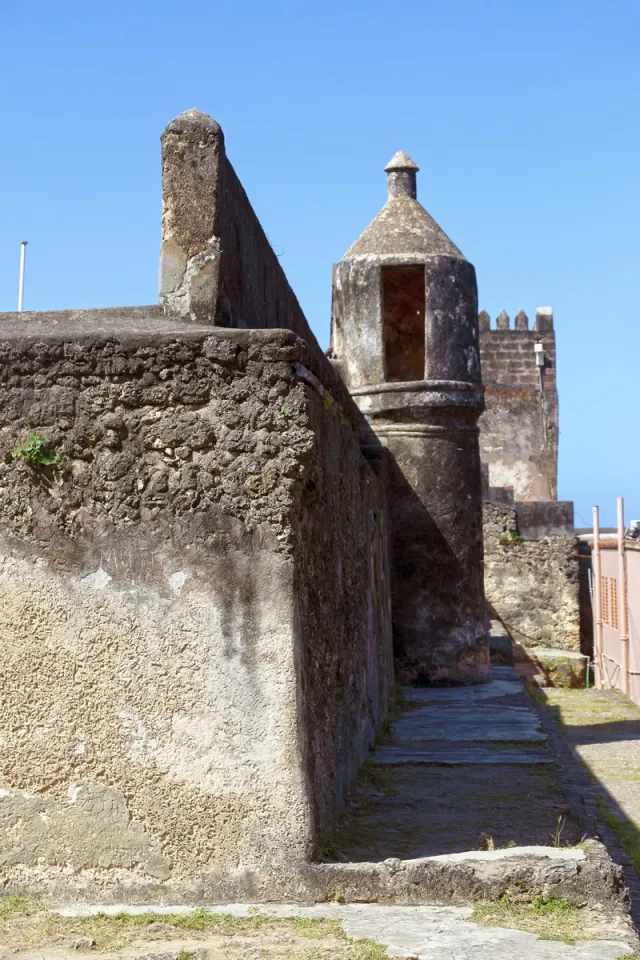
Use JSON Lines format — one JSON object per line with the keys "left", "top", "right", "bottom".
{"left": 517, "top": 648, "right": 589, "bottom": 689}
{"left": 0, "top": 308, "right": 303, "bottom": 344}
{"left": 1, "top": 841, "right": 626, "bottom": 911}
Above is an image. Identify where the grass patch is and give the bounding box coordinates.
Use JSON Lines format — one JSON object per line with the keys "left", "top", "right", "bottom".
{"left": 92, "top": 910, "right": 346, "bottom": 941}
{"left": 473, "top": 896, "right": 583, "bottom": 944}
{"left": 349, "top": 940, "right": 389, "bottom": 959}
{"left": 596, "top": 796, "right": 640, "bottom": 875}
{"left": 0, "top": 895, "right": 32, "bottom": 919}
{"left": 0, "top": 906, "right": 391, "bottom": 956}
{"left": 499, "top": 532, "right": 524, "bottom": 546}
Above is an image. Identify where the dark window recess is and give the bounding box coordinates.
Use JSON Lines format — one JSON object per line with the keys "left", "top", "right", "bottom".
{"left": 382, "top": 266, "right": 425, "bottom": 382}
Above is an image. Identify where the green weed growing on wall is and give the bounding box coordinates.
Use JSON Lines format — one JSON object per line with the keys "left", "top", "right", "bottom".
{"left": 11, "top": 431, "right": 64, "bottom": 467}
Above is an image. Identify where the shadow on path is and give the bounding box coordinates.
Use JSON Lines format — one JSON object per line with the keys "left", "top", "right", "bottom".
{"left": 322, "top": 664, "right": 584, "bottom": 862}
{"left": 528, "top": 685, "right": 640, "bottom": 933}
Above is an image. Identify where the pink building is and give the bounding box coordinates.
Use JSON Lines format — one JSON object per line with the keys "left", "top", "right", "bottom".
{"left": 593, "top": 532, "right": 640, "bottom": 707}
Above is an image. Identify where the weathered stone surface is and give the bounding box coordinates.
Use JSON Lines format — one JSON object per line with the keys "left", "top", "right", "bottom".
{"left": 375, "top": 745, "right": 552, "bottom": 763}
{"left": 478, "top": 312, "right": 558, "bottom": 501}
{"left": 521, "top": 648, "right": 588, "bottom": 688}
{"left": 483, "top": 503, "right": 581, "bottom": 651}
{"left": 517, "top": 500, "right": 575, "bottom": 539}
{"left": 0, "top": 842, "right": 626, "bottom": 910}
{"left": 307, "top": 841, "right": 627, "bottom": 909}
{"left": 0, "top": 320, "right": 392, "bottom": 899}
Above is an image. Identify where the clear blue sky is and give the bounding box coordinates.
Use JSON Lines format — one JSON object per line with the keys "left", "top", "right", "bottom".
{"left": 1, "top": 0, "right": 638, "bottom": 526}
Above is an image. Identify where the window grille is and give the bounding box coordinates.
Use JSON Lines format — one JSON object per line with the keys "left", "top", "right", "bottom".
{"left": 601, "top": 577, "right": 609, "bottom": 624}
{"left": 611, "top": 578, "right": 619, "bottom": 630}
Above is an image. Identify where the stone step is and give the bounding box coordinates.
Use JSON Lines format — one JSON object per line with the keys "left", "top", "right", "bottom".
{"left": 392, "top": 706, "right": 547, "bottom": 743}
{"left": 374, "top": 744, "right": 552, "bottom": 764}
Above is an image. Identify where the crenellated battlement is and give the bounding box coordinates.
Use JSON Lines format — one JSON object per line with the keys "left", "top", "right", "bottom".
{"left": 478, "top": 306, "right": 554, "bottom": 332}
{"left": 478, "top": 307, "right": 556, "bottom": 391}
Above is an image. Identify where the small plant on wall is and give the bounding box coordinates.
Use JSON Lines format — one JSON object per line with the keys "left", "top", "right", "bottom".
{"left": 499, "top": 531, "right": 524, "bottom": 546}
{"left": 11, "top": 431, "right": 64, "bottom": 467}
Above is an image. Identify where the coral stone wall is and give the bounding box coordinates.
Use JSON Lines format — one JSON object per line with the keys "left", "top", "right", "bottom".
{"left": 483, "top": 502, "right": 580, "bottom": 652}
{"left": 293, "top": 372, "right": 393, "bottom": 840}
{"left": 0, "top": 315, "right": 391, "bottom": 902}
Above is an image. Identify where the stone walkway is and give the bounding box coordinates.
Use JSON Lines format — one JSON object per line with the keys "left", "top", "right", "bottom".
{"left": 10, "top": 902, "right": 632, "bottom": 959}
{"left": 328, "top": 665, "right": 584, "bottom": 860}
{"left": 220, "top": 902, "right": 635, "bottom": 958}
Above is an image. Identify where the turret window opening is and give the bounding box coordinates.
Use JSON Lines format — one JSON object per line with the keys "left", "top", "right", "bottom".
{"left": 381, "top": 266, "right": 425, "bottom": 382}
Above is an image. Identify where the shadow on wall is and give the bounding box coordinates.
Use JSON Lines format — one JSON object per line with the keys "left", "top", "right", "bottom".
{"left": 389, "top": 460, "right": 485, "bottom": 686}
{"left": 578, "top": 543, "right": 595, "bottom": 659}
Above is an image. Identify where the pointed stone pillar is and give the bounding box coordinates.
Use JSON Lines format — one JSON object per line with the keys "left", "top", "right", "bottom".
{"left": 159, "top": 109, "right": 224, "bottom": 324}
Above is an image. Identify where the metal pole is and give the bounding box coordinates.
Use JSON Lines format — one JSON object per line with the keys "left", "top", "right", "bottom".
{"left": 18, "top": 241, "right": 27, "bottom": 312}
{"left": 617, "top": 497, "right": 630, "bottom": 697}
{"left": 593, "top": 505, "right": 603, "bottom": 688}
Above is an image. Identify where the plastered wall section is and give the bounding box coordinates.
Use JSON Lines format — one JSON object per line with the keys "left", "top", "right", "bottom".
{"left": 0, "top": 318, "right": 391, "bottom": 902}
{"left": 483, "top": 503, "right": 580, "bottom": 651}
{"left": 479, "top": 329, "right": 558, "bottom": 501}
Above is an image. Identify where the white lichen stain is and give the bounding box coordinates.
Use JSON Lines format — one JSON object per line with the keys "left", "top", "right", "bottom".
{"left": 168, "top": 571, "right": 188, "bottom": 595}
{"left": 79, "top": 567, "right": 112, "bottom": 590}
{"left": 68, "top": 785, "right": 83, "bottom": 804}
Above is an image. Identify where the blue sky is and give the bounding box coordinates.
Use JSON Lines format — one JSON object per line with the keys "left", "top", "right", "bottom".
{"left": 0, "top": 0, "right": 638, "bottom": 526}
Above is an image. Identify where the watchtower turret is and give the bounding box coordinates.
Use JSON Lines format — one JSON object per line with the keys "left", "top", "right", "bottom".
{"left": 331, "top": 153, "right": 488, "bottom": 685}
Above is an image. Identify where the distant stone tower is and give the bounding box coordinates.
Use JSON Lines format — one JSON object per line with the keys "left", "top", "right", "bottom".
{"left": 331, "top": 151, "right": 489, "bottom": 685}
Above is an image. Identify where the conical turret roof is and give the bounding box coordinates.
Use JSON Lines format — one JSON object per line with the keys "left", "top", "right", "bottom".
{"left": 384, "top": 150, "right": 419, "bottom": 172}
{"left": 342, "top": 152, "right": 465, "bottom": 261}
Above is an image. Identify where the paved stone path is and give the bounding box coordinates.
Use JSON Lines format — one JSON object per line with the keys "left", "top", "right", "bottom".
{"left": 48, "top": 902, "right": 636, "bottom": 959}
{"left": 535, "top": 685, "right": 640, "bottom": 928}
{"left": 258, "top": 902, "right": 634, "bottom": 958}
{"left": 329, "top": 664, "right": 584, "bottom": 859}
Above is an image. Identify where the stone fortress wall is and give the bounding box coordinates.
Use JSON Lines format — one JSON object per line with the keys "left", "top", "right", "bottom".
{"left": 0, "top": 113, "right": 393, "bottom": 902}
{"left": 0, "top": 106, "right": 589, "bottom": 905}
{"left": 478, "top": 309, "right": 581, "bottom": 655}
{"left": 483, "top": 502, "right": 580, "bottom": 653}
{"left": 478, "top": 306, "right": 558, "bottom": 502}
